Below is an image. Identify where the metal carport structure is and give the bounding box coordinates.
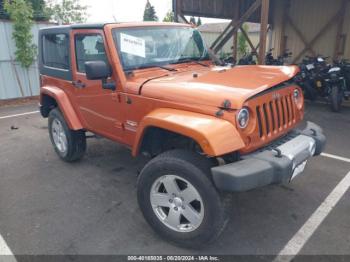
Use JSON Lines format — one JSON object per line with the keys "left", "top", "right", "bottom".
{"left": 173, "top": 0, "right": 350, "bottom": 65}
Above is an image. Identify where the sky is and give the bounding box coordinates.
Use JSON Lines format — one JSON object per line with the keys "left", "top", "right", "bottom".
{"left": 82, "top": 0, "right": 228, "bottom": 24}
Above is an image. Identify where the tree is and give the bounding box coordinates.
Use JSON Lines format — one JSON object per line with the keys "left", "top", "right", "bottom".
{"left": 28, "top": 0, "right": 49, "bottom": 20}
{"left": 4, "top": 0, "right": 37, "bottom": 96}
{"left": 1, "top": 0, "right": 49, "bottom": 20}
{"left": 48, "top": 0, "right": 88, "bottom": 24}
{"left": 162, "top": 10, "right": 174, "bottom": 22}
{"left": 0, "top": 0, "right": 10, "bottom": 19}
{"left": 143, "top": 0, "right": 158, "bottom": 21}
{"left": 4, "top": 0, "right": 37, "bottom": 68}
{"left": 196, "top": 17, "right": 202, "bottom": 26}
{"left": 189, "top": 16, "right": 196, "bottom": 25}
{"left": 238, "top": 23, "right": 249, "bottom": 57}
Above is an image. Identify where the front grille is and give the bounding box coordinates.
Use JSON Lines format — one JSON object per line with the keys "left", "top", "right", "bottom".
{"left": 256, "top": 94, "right": 296, "bottom": 138}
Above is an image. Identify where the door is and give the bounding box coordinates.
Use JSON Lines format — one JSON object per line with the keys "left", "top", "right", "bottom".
{"left": 71, "top": 29, "right": 124, "bottom": 141}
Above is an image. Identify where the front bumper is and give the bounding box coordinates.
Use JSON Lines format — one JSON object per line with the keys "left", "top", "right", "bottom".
{"left": 211, "top": 122, "right": 326, "bottom": 192}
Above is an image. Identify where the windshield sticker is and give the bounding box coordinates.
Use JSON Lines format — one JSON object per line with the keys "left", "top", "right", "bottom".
{"left": 120, "top": 33, "right": 146, "bottom": 58}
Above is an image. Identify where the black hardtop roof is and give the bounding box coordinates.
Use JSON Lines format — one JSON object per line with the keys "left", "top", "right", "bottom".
{"left": 39, "top": 22, "right": 187, "bottom": 33}
{"left": 39, "top": 23, "right": 115, "bottom": 33}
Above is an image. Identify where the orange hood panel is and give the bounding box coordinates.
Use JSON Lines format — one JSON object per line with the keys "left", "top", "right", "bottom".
{"left": 138, "top": 65, "right": 300, "bottom": 109}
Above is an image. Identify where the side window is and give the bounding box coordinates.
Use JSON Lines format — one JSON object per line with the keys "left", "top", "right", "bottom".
{"left": 42, "top": 34, "right": 69, "bottom": 70}
{"left": 75, "top": 34, "right": 108, "bottom": 73}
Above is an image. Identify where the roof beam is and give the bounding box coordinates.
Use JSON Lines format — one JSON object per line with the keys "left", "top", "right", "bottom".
{"left": 240, "top": 25, "right": 258, "bottom": 54}
{"left": 333, "top": 0, "right": 348, "bottom": 59}
{"left": 279, "top": 0, "right": 290, "bottom": 56}
{"left": 211, "top": 0, "right": 262, "bottom": 53}
{"left": 232, "top": 0, "right": 240, "bottom": 62}
{"left": 258, "top": 0, "right": 270, "bottom": 64}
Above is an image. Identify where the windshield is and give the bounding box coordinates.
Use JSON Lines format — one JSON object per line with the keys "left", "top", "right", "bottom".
{"left": 112, "top": 26, "right": 209, "bottom": 71}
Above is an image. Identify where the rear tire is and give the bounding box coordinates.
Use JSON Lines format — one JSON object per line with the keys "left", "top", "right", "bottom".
{"left": 48, "top": 108, "right": 86, "bottom": 162}
{"left": 137, "top": 150, "right": 229, "bottom": 249}
{"left": 303, "top": 82, "right": 317, "bottom": 101}
{"left": 330, "top": 85, "right": 342, "bottom": 112}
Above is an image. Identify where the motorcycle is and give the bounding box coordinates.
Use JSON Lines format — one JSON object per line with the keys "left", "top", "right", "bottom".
{"left": 265, "top": 48, "right": 292, "bottom": 65}
{"left": 265, "top": 48, "right": 277, "bottom": 65}
{"left": 307, "top": 55, "right": 346, "bottom": 112}
{"left": 334, "top": 59, "right": 350, "bottom": 100}
{"left": 299, "top": 56, "right": 331, "bottom": 99}
{"left": 324, "top": 66, "right": 346, "bottom": 112}
{"left": 295, "top": 56, "right": 322, "bottom": 100}
{"left": 238, "top": 51, "right": 257, "bottom": 65}
{"left": 294, "top": 61, "right": 317, "bottom": 101}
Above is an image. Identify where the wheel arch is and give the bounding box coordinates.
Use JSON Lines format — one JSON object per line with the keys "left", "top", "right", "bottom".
{"left": 41, "top": 86, "right": 83, "bottom": 130}
{"left": 132, "top": 108, "right": 245, "bottom": 157}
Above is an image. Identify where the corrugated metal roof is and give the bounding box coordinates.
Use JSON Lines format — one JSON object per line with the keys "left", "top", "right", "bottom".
{"left": 174, "top": 0, "right": 272, "bottom": 23}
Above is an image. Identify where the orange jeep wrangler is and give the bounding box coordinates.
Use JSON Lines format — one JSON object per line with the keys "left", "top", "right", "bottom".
{"left": 39, "top": 22, "right": 326, "bottom": 248}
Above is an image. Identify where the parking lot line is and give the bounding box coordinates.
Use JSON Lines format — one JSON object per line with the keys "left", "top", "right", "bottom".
{"left": 276, "top": 170, "right": 350, "bottom": 259}
{"left": 0, "top": 111, "right": 39, "bottom": 120}
{"left": 0, "top": 234, "right": 17, "bottom": 261}
{"left": 321, "top": 153, "right": 350, "bottom": 163}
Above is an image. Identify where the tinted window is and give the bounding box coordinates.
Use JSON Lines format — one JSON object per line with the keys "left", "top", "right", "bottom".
{"left": 42, "top": 34, "right": 69, "bottom": 70}
{"left": 75, "top": 34, "right": 108, "bottom": 73}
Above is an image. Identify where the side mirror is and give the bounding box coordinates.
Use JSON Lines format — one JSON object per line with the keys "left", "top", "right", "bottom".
{"left": 85, "top": 61, "right": 111, "bottom": 80}
{"left": 85, "top": 61, "right": 116, "bottom": 91}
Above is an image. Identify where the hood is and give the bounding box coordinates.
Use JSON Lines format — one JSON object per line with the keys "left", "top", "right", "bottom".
{"left": 138, "top": 65, "right": 299, "bottom": 109}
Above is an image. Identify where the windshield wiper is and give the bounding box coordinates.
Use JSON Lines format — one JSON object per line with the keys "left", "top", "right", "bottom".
{"left": 171, "top": 57, "right": 210, "bottom": 67}
{"left": 135, "top": 64, "right": 177, "bottom": 72}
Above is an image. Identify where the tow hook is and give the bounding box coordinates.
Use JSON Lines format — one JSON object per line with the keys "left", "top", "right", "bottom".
{"left": 273, "top": 148, "right": 283, "bottom": 158}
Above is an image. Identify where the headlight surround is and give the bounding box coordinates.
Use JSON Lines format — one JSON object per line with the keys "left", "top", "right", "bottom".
{"left": 236, "top": 107, "right": 250, "bottom": 129}
{"left": 293, "top": 88, "right": 304, "bottom": 110}
{"left": 293, "top": 89, "right": 300, "bottom": 99}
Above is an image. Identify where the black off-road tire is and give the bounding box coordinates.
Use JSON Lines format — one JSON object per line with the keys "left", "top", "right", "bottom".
{"left": 330, "top": 85, "right": 343, "bottom": 112}
{"left": 137, "top": 150, "right": 230, "bottom": 249}
{"left": 48, "top": 108, "right": 86, "bottom": 162}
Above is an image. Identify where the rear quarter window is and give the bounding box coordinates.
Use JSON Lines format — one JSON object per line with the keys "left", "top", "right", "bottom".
{"left": 42, "top": 34, "right": 69, "bottom": 70}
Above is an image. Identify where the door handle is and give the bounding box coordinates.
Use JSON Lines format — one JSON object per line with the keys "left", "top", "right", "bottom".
{"left": 72, "top": 80, "right": 86, "bottom": 88}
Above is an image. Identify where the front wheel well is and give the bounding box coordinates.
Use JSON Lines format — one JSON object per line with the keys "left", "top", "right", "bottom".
{"left": 138, "top": 127, "right": 204, "bottom": 157}
{"left": 40, "top": 94, "right": 58, "bottom": 117}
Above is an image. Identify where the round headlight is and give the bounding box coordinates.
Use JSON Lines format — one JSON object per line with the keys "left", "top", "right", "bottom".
{"left": 293, "top": 88, "right": 303, "bottom": 110}
{"left": 294, "top": 89, "right": 300, "bottom": 99}
{"left": 237, "top": 108, "right": 249, "bottom": 129}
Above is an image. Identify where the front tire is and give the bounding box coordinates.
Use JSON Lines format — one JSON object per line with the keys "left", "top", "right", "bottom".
{"left": 137, "top": 150, "right": 228, "bottom": 249}
{"left": 48, "top": 108, "right": 86, "bottom": 162}
{"left": 330, "top": 85, "right": 343, "bottom": 112}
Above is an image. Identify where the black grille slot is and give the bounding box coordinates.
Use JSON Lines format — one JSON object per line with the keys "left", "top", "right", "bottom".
{"left": 275, "top": 100, "right": 281, "bottom": 128}
{"left": 256, "top": 106, "right": 263, "bottom": 138}
{"left": 269, "top": 101, "right": 276, "bottom": 131}
{"left": 289, "top": 94, "right": 295, "bottom": 120}
{"left": 281, "top": 99, "right": 286, "bottom": 126}
{"left": 285, "top": 96, "right": 290, "bottom": 123}
{"left": 263, "top": 104, "right": 270, "bottom": 135}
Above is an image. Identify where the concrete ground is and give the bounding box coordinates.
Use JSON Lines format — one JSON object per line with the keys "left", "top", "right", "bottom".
{"left": 0, "top": 102, "right": 349, "bottom": 258}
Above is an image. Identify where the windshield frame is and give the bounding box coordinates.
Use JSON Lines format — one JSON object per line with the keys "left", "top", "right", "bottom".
{"left": 112, "top": 25, "right": 210, "bottom": 72}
